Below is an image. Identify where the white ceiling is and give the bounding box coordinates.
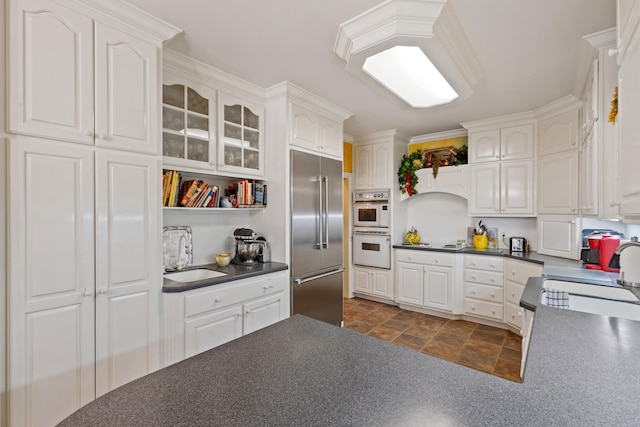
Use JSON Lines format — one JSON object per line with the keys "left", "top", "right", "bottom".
{"left": 128, "top": 0, "right": 616, "bottom": 139}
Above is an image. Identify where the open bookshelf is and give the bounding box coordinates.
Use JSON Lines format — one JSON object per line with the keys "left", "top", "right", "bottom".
{"left": 162, "top": 169, "right": 267, "bottom": 211}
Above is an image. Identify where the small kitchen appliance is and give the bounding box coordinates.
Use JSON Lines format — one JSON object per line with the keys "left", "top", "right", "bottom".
{"left": 255, "top": 237, "right": 271, "bottom": 263}
{"left": 510, "top": 237, "right": 527, "bottom": 253}
{"left": 579, "top": 229, "right": 625, "bottom": 269}
{"left": 231, "top": 228, "right": 259, "bottom": 265}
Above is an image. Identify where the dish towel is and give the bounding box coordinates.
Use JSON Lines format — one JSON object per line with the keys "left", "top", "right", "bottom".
{"left": 544, "top": 289, "right": 570, "bottom": 309}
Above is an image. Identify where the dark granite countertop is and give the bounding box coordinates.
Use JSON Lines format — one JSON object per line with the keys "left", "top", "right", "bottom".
{"left": 58, "top": 312, "right": 640, "bottom": 426}
{"left": 394, "top": 244, "right": 584, "bottom": 267}
{"left": 163, "top": 261, "right": 289, "bottom": 293}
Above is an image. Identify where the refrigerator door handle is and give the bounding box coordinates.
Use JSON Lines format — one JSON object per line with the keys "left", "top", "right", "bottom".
{"left": 323, "top": 176, "right": 329, "bottom": 249}
{"left": 294, "top": 268, "right": 344, "bottom": 285}
{"left": 317, "top": 176, "right": 323, "bottom": 249}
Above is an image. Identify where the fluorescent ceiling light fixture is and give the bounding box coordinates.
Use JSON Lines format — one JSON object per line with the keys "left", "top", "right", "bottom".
{"left": 362, "top": 45, "right": 458, "bottom": 108}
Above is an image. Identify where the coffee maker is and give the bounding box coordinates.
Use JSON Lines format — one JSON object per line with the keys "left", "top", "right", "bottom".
{"left": 580, "top": 229, "right": 624, "bottom": 270}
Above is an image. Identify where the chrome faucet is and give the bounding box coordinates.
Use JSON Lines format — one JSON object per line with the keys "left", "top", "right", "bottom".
{"left": 609, "top": 241, "right": 640, "bottom": 287}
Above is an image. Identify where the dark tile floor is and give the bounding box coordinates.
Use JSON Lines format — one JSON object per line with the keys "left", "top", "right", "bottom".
{"left": 343, "top": 297, "right": 522, "bottom": 382}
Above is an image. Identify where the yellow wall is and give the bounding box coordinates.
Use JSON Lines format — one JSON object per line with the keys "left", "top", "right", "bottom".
{"left": 343, "top": 141, "right": 352, "bottom": 173}
{"left": 408, "top": 136, "right": 468, "bottom": 154}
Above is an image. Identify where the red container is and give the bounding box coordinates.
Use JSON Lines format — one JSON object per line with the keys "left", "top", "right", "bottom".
{"left": 588, "top": 235, "right": 602, "bottom": 249}
{"left": 599, "top": 237, "right": 620, "bottom": 272}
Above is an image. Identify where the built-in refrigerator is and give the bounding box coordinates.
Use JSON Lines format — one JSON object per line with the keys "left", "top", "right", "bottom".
{"left": 290, "top": 150, "right": 343, "bottom": 325}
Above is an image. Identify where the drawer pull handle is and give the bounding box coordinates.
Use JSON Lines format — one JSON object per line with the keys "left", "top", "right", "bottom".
{"left": 471, "top": 262, "right": 476, "bottom": 267}
{"left": 490, "top": 264, "right": 496, "bottom": 268}
{"left": 214, "top": 297, "right": 221, "bottom": 303}
{"left": 263, "top": 285, "right": 275, "bottom": 290}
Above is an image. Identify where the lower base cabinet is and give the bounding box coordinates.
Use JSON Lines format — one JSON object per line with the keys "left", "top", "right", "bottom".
{"left": 464, "top": 255, "right": 505, "bottom": 322}
{"left": 354, "top": 266, "right": 393, "bottom": 301}
{"left": 396, "top": 250, "right": 457, "bottom": 313}
{"left": 164, "top": 271, "right": 290, "bottom": 365}
{"left": 504, "top": 259, "right": 543, "bottom": 330}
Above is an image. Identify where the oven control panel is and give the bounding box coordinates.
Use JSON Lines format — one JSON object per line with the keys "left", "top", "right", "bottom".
{"left": 354, "top": 189, "right": 390, "bottom": 202}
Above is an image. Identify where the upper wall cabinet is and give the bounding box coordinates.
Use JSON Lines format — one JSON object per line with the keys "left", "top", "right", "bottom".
{"left": 469, "top": 124, "right": 534, "bottom": 163}
{"left": 617, "top": 6, "right": 640, "bottom": 217}
{"left": 538, "top": 109, "right": 580, "bottom": 156}
{"left": 8, "top": 0, "right": 162, "bottom": 155}
{"left": 218, "top": 92, "right": 264, "bottom": 176}
{"left": 162, "top": 74, "right": 216, "bottom": 170}
{"left": 290, "top": 102, "right": 343, "bottom": 159}
{"left": 354, "top": 142, "right": 392, "bottom": 190}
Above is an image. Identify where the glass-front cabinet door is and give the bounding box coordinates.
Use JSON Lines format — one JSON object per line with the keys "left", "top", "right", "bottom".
{"left": 217, "top": 92, "right": 264, "bottom": 176}
{"left": 162, "top": 76, "right": 215, "bottom": 170}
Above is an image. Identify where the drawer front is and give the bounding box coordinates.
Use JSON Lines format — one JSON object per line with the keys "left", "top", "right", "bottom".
{"left": 465, "top": 282, "right": 504, "bottom": 303}
{"left": 465, "top": 255, "right": 504, "bottom": 272}
{"left": 505, "top": 259, "right": 543, "bottom": 285}
{"left": 504, "top": 302, "right": 524, "bottom": 331}
{"left": 396, "top": 250, "right": 454, "bottom": 267}
{"left": 505, "top": 280, "right": 525, "bottom": 304}
{"left": 464, "top": 298, "right": 504, "bottom": 321}
{"left": 464, "top": 269, "right": 504, "bottom": 286}
{"left": 185, "top": 273, "right": 288, "bottom": 317}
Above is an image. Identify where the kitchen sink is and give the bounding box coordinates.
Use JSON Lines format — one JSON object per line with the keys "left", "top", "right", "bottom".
{"left": 541, "top": 279, "right": 640, "bottom": 321}
{"left": 164, "top": 269, "right": 227, "bottom": 282}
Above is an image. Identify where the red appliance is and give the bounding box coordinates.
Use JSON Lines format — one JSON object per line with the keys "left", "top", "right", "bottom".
{"left": 598, "top": 236, "right": 620, "bottom": 272}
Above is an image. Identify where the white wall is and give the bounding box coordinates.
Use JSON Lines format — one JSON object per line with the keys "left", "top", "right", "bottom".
{"left": 403, "top": 193, "right": 538, "bottom": 250}
{"left": 163, "top": 211, "right": 264, "bottom": 266}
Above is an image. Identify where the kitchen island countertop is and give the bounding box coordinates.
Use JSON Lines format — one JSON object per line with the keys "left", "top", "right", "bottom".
{"left": 58, "top": 304, "right": 640, "bottom": 426}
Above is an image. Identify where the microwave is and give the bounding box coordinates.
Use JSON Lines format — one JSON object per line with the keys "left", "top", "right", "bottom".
{"left": 354, "top": 202, "right": 390, "bottom": 228}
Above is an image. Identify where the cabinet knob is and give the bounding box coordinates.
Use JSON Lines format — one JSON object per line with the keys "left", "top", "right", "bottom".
{"left": 511, "top": 270, "right": 516, "bottom": 275}
{"left": 472, "top": 275, "right": 477, "bottom": 280}
{"left": 491, "top": 309, "right": 496, "bottom": 315}
{"left": 246, "top": 310, "right": 251, "bottom": 315}
{"left": 214, "top": 297, "right": 221, "bottom": 303}
{"left": 471, "top": 262, "right": 476, "bottom": 267}
{"left": 97, "top": 133, "right": 107, "bottom": 140}
{"left": 472, "top": 290, "right": 477, "bottom": 295}
{"left": 85, "top": 130, "right": 94, "bottom": 137}
{"left": 98, "top": 288, "right": 108, "bottom": 295}
{"left": 490, "top": 264, "right": 496, "bottom": 268}
{"left": 83, "top": 288, "right": 93, "bottom": 297}
{"left": 511, "top": 314, "right": 516, "bottom": 319}
{"left": 571, "top": 140, "right": 576, "bottom": 146}
{"left": 491, "top": 293, "right": 495, "bottom": 298}
{"left": 501, "top": 154, "right": 505, "bottom": 158}
{"left": 263, "top": 285, "right": 275, "bottom": 290}
{"left": 434, "top": 259, "right": 439, "bottom": 264}
{"left": 490, "top": 278, "right": 495, "bottom": 283}
{"left": 471, "top": 306, "right": 476, "bottom": 311}
{"left": 495, "top": 208, "right": 500, "bottom": 212}
{"left": 495, "top": 155, "right": 499, "bottom": 159}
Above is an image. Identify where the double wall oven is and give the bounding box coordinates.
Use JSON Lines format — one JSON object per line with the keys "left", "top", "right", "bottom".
{"left": 353, "top": 189, "right": 391, "bottom": 269}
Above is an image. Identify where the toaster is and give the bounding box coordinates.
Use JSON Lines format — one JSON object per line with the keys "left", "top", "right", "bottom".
{"left": 510, "top": 237, "right": 527, "bottom": 253}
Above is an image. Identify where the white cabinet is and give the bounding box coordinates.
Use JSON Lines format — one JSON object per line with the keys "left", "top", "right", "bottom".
{"left": 537, "top": 215, "right": 581, "bottom": 259}
{"left": 396, "top": 250, "right": 457, "bottom": 313}
{"left": 617, "top": 13, "right": 640, "bottom": 217}
{"left": 463, "top": 255, "right": 504, "bottom": 322}
{"left": 407, "top": 165, "right": 469, "bottom": 200}
{"left": 218, "top": 92, "right": 265, "bottom": 176}
{"left": 464, "top": 116, "right": 535, "bottom": 217}
{"left": 8, "top": 137, "right": 162, "bottom": 426}
{"left": 537, "top": 151, "right": 579, "bottom": 214}
{"left": 290, "top": 102, "right": 343, "bottom": 158}
{"left": 469, "top": 124, "right": 534, "bottom": 163}
{"left": 470, "top": 160, "right": 534, "bottom": 216}
{"left": 161, "top": 73, "right": 216, "bottom": 170}
{"left": 504, "top": 259, "right": 543, "bottom": 332}
{"left": 354, "top": 142, "right": 392, "bottom": 190}
{"left": 521, "top": 309, "right": 535, "bottom": 378}
{"left": 354, "top": 267, "right": 393, "bottom": 301}
{"left": 9, "top": 0, "right": 161, "bottom": 154}
{"left": 538, "top": 109, "right": 580, "bottom": 156}
{"left": 164, "top": 271, "right": 290, "bottom": 364}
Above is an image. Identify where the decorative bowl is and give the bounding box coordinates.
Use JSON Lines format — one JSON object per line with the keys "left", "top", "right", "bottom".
{"left": 215, "top": 252, "right": 231, "bottom": 267}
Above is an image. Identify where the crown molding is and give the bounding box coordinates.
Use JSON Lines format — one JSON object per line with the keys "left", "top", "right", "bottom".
{"left": 265, "top": 82, "right": 352, "bottom": 122}
{"left": 58, "top": 0, "right": 182, "bottom": 42}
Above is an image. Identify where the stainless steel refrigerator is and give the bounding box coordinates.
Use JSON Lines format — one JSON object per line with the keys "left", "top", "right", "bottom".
{"left": 290, "top": 150, "right": 343, "bottom": 325}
